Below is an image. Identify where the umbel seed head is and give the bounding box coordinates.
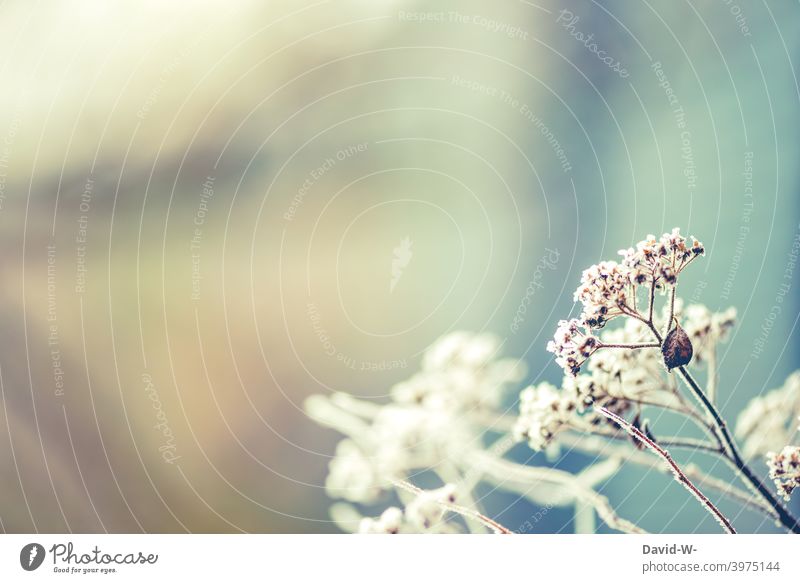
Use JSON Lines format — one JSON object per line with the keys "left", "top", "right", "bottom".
{"left": 662, "top": 322, "right": 693, "bottom": 371}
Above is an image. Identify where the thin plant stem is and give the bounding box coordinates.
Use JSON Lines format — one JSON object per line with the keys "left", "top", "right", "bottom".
{"left": 635, "top": 292, "right": 726, "bottom": 452}
{"left": 596, "top": 406, "right": 737, "bottom": 534}
{"left": 675, "top": 366, "right": 800, "bottom": 534}
{"left": 437, "top": 464, "right": 487, "bottom": 534}
{"left": 599, "top": 342, "right": 660, "bottom": 350}
{"left": 665, "top": 285, "right": 677, "bottom": 338}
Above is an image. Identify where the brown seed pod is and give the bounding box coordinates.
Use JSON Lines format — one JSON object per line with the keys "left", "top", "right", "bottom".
{"left": 662, "top": 322, "right": 693, "bottom": 371}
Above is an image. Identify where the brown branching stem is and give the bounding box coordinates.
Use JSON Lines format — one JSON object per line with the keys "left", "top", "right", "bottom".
{"left": 637, "top": 282, "right": 800, "bottom": 532}
{"left": 665, "top": 285, "right": 677, "bottom": 338}
{"left": 675, "top": 366, "right": 800, "bottom": 534}
{"left": 596, "top": 406, "right": 737, "bottom": 534}
{"left": 598, "top": 342, "right": 660, "bottom": 350}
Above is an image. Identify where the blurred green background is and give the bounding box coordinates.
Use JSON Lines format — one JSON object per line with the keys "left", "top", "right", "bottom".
{"left": 0, "top": 0, "right": 798, "bottom": 533}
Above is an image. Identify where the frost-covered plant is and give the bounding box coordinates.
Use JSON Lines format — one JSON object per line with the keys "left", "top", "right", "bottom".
{"left": 767, "top": 444, "right": 800, "bottom": 501}
{"left": 307, "top": 333, "right": 638, "bottom": 534}
{"left": 306, "top": 229, "right": 800, "bottom": 534}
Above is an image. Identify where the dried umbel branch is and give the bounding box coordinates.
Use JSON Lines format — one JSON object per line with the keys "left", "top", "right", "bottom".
{"left": 307, "top": 228, "right": 800, "bottom": 534}
{"left": 530, "top": 228, "right": 800, "bottom": 533}
{"left": 306, "top": 332, "right": 643, "bottom": 534}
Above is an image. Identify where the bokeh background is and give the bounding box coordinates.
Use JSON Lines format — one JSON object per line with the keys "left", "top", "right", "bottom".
{"left": 0, "top": 0, "right": 798, "bottom": 533}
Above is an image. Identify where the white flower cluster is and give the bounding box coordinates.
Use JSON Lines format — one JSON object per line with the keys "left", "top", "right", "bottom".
{"left": 322, "top": 403, "right": 459, "bottom": 504}
{"left": 546, "top": 319, "right": 600, "bottom": 377}
{"left": 326, "top": 440, "right": 383, "bottom": 504}
{"left": 766, "top": 445, "right": 800, "bottom": 501}
{"left": 585, "top": 318, "right": 664, "bottom": 397}
{"left": 574, "top": 261, "right": 632, "bottom": 327}
{"left": 392, "top": 331, "right": 526, "bottom": 411}
{"left": 358, "top": 485, "right": 460, "bottom": 534}
{"left": 520, "top": 311, "right": 683, "bottom": 452}
{"left": 735, "top": 371, "right": 800, "bottom": 459}
{"left": 513, "top": 382, "right": 578, "bottom": 450}
{"left": 548, "top": 228, "right": 704, "bottom": 376}
{"left": 618, "top": 228, "right": 704, "bottom": 290}
{"left": 307, "top": 332, "right": 525, "bottom": 508}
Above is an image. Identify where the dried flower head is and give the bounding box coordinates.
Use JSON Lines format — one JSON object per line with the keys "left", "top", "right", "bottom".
{"left": 393, "top": 331, "right": 526, "bottom": 411}
{"left": 546, "top": 319, "right": 600, "bottom": 376}
{"left": 325, "top": 439, "right": 384, "bottom": 504}
{"left": 405, "top": 484, "right": 458, "bottom": 530}
{"left": 548, "top": 228, "right": 704, "bottom": 377}
{"left": 562, "top": 374, "right": 631, "bottom": 418}
{"left": 357, "top": 485, "right": 462, "bottom": 534}
{"left": 307, "top": 331, "right": 526, "bottom": 514}
{"left": 618, "top": 228, "right": 704, "bottom": 291}
{"left": 310, "top": 228, "right": 800, "bottom": 534}
{"left": 358, "top": 507, "right": 405, "bottom": 534}
{"left": 573, "top": 261, "right": 631, "bottom": 327}
{"left": 513, "top": 382, "right": 579, "bottom": 450}
{"left": 766, "top": 446, "right": 800, "bottom": 501}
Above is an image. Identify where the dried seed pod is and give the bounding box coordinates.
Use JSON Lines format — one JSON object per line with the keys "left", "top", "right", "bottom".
{"left": 662, "top": 322, "right": 693, "bottom": 371}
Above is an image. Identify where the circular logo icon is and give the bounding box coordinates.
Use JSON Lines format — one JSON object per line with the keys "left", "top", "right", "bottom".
{"left": 20, "top": 543, "right": 46, "bottom": 571}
